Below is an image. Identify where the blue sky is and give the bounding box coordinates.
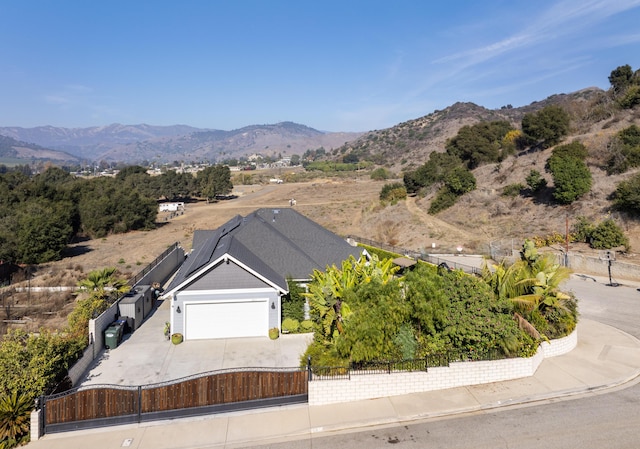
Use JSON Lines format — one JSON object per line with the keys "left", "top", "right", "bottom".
{"left": 2, "top": 0, "right": 640, "bottom": 132}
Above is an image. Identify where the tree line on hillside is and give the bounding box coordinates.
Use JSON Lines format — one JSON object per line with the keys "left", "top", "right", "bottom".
{"left": 0, "top": 164, "right": 232, "bottom": 265}
{"left": 399, "top": 105, "right": 571, "bottom": 212}
{"left": 388, "top": 64, "right": 640, "bottom": 224}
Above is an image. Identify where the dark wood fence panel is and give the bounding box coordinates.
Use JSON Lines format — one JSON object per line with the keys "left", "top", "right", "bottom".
{"left": 45, "top": 387, "right": 138, "bottom": 425}
{"left": 43, "top": 368, "right": 307, "bottom": 432}
{"left": 140, "top": 370, "right": 307, "bottom": 413}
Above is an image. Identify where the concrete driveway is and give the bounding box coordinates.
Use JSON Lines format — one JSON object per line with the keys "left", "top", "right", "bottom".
{"left": 80, "top": 298, "right": 312, "bottom": 387}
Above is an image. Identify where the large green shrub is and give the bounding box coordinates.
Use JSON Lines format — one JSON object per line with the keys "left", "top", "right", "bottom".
{"left": 521, "top": 105, "right": 570, "bottom": 148}
{"left": 403, "top": 152, "right": 462, "bottom": 195}
{"left": 546, "top": 142, "right": 592, "bottom": 204}
{"left": 0, "top": 330, "right": 84, "bottom": 403}
{"left": 282, "top": 278, "right": 305, "bottom": 322}
{"left": 525, "top": 169, "right": 547, "bottom": 193}
{"left": 502, "top": 183, "right": 525, "bottom": 197}
{"left": 379, "top": 182, "right": 407, "bottom": 203}
{"left": 370, "top": 167, "right": 391, "bottom": 180}
{"left": 609, "top": 65, "right": 640, "bottom": 108}
{"left": 282, "top": 318, "right": 300, "bottom": 333}
{"left": 590, "top": 218, "right": 629, "bottom": 250}
{"left": 572, "top": 216, "right": 596, "bottom": 243}
{"left": 445, "top": 120, "right": 515, "bottom": 168}
{"left": 607, "top": 125, "right": 640, "bottom": 174}
{"left": 428, "top": 188, "right": 458, "bottom": 214}
{"left": 427, "top": 167, "right": 476, "bottom": 214}
{"left": 614, "top": 172, "right": 640, "bottom": 215}
{"left": 444, "top": 167, "right": 476, "bottom": 195}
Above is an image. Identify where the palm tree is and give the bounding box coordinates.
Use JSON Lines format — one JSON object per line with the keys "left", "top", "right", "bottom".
{"left": 0, "top": 391, "right": 32, "bottom": 447}
{"left": 77, "top": 267, "right": 130, "bottom": 302}
{"left": 483, "top": 239, "right": 573, "bottom": 339}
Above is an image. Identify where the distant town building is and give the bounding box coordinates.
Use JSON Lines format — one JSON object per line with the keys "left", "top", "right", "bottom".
{"left": 158, "top": 202, "right": 185, "bottom": 212}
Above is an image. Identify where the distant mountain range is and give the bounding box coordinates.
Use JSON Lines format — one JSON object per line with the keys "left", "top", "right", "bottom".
{"left": 0, "top": 122, "right": 363, "bottom": 164}
{"left": 0, "top": 88, "right": 605, "bottom": 167}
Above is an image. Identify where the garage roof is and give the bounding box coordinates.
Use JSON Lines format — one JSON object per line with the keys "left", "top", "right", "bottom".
{"left": 164, "top": 208, "right": 363, "bottom": 294}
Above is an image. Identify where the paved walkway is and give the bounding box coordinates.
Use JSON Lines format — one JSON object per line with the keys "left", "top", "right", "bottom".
{"left": 26, "top": 275, "right": 640, "bottom": 449}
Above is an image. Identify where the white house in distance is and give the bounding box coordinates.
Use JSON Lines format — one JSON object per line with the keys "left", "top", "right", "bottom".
{"left": 159, "top": 202, "right": 185, "bottom": 212}
{"left": 161, "top": 208, "right": 365, "bottom": 340}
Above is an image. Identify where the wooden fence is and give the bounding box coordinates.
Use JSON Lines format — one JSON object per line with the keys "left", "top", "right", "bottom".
{"left": 42, "top": 368, "right": 308, "bottom": 434}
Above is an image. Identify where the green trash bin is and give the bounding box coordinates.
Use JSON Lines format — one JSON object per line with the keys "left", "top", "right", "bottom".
{"left": 104, "top": 323, "right": 123, "bottom": 350}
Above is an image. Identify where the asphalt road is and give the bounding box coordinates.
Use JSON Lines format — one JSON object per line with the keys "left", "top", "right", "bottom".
{"left": 256, "top": 275, "right": 640, "bottom": 449}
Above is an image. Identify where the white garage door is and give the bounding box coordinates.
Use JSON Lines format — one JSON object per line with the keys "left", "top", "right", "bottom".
{"left": 184, "top": 299, "right": 269, "bottom": 340}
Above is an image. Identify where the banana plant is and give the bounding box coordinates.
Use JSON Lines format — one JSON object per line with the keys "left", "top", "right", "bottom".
{"left": 304, "top": 254, "right": 402, "bottom": 343}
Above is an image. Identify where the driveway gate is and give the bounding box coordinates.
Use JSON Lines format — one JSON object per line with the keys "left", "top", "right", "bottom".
{"left": 41, "top": 367, "right": 308, "bottom": 434}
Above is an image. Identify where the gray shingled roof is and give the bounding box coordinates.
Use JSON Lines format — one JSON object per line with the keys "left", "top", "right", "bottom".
{"left": 165, "top": 208, "right": 362, "bottom": 294}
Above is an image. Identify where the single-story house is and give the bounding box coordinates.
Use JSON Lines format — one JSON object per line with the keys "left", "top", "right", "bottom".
{"left": 162, "top": 208, "right": 365, "bottom": 340}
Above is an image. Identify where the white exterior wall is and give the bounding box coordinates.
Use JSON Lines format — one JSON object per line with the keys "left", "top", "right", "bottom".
{"left": 159, "top": 202, "right": 184, "bottom": 212}
{"left": 309, "top": 328, "right": 577, "bottom": 406}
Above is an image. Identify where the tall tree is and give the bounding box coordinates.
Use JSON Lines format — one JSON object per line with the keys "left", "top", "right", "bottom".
{"left": 14, "top": 198, "right": 74, "bottom": 264}
{"left": 197, "top": 165, "right": 232, "bottom": 202}
{"left": 609, "top": 64, "right": 634, "bottom": 94}
{"left": 446, "top": 121, "right": 515, "bottom": 168}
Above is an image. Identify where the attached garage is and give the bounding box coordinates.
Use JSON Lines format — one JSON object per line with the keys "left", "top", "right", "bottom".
{"left": 184, "top": 299, "right": 269, "bottom": 340}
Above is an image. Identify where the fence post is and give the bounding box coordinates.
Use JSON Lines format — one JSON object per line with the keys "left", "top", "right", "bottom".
{"left": 137, "top": 386, "right": 142, "bottom": 423}
{"left": 307, "top": 356, "right": 312, "bottom": 382}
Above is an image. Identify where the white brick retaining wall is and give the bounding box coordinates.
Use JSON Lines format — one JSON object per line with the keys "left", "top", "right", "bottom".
{"left": 540, "top": 327, "right": 578, "bottom": 358}
{"left": 309, "top": 328, "right": 577, "bottom": 406}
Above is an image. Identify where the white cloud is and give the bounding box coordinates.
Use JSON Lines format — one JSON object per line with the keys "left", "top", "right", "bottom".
{"left": 435, "top": 0, "right": 640, "bottom": 68}
{"left": 43, "top": 84, "right": 94, "bottom": 107}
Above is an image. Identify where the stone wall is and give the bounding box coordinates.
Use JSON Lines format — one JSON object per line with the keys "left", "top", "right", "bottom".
{"left": 308, "top": 328, "right": 577, "bottom": 406}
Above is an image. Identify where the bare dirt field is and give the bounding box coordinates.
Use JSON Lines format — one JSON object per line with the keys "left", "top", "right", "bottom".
{"left": 48, "top": 177, "right": 477, "bottom": 278}
{"left": 6, "top": 174, "right": 640, "bottom": 334}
